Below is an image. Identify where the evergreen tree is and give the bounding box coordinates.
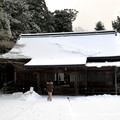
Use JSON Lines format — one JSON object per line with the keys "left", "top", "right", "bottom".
{"left": 52, "top": 9, "right": 78, "bottom": 32}
{"left": 0, "top": 5, "right": 14, "bottom": 53}
{"left": 112, "top": 16, "right": 120, "bottom": 33}
{"left": 3, "top": 0, "right": 55, "bottom": 40}
{"left": 94, "top": 21, "right": 105, "bottom": 31}
{"left": 0, "top": 0, "right": 3, "bottom": 4}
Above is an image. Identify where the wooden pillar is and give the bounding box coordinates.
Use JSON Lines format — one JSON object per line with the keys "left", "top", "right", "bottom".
{"left": 36, "top": 72, "right": 42, "bottom": 94}
{"left": 45, "top": 73, "right": 47, "bottom": 82}
{"left": 85, "top": 67, "right": 88, "bottom": 95}
{"left": 115, "top": 67, "right": 117, "bottom": 95}
{"left": 74, "top": 73, "right": 79, "bottom": 95}
{"left": 14, "top": 66, "right": 17, "bottom": 84}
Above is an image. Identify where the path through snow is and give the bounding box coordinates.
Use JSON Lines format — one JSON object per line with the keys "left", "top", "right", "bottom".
{"left": 14, "top": 98, "right": 73, "bottom": 120}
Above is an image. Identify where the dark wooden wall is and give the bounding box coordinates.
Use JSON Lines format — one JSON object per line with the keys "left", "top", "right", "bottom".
{"left": 14, "top": 66, "right": 117, "bottom": 95}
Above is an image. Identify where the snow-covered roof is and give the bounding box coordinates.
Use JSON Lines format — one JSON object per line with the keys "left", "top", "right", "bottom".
{"left": 86, "top": 61, "right": 120, "bottom": 68}
{"left": 1, "top": 30, "right": 120, "bottom": 66}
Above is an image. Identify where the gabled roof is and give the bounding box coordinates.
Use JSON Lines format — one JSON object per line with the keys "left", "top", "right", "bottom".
{"left": 1, "top": 30, "right": 120, "bottom": 66}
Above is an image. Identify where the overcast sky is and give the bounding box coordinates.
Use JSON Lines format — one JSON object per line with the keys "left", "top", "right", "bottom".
{"left": 45, "top": 0, "right": 120, "bottom": 31}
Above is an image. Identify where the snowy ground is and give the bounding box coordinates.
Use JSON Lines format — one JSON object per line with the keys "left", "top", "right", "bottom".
{"left": 0, "top": 91, "right": 120, "bottom": 120}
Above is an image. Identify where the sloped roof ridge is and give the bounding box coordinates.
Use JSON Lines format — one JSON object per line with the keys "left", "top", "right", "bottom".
{"left": 20, "top": 30, "right": 117, "bottom": 38}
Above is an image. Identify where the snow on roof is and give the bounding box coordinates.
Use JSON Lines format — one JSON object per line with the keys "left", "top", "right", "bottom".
{"left": 86, "top": 61, "right": 120, "bottom": 67}
{"left": 1, "top": 30, "right": 120, "bottom": 66}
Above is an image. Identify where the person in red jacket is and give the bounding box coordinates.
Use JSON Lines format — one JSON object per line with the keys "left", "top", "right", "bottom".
{"left": 46, "top": 81, "right": 53, "bottom": 101}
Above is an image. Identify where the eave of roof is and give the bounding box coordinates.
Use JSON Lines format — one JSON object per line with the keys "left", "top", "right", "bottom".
{"left": 0, "top": 58, "right": 31, "bottom": 64}
{"left": 87, "top": 56, "right": 120, "bottom": 62}
{"left": 20, "top": 30, "right": 117, "bottom": 38}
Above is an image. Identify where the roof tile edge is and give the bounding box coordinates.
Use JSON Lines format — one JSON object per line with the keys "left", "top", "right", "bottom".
{"left": 20, "top": 30, "right": 117, "bottom": 38}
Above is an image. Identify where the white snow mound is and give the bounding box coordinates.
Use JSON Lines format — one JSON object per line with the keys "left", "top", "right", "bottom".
{"left": 21, "top": 91, "right": 41, "bottom": 101}
{"left": 12, "top": 92, "right": 23, "bottom": 98}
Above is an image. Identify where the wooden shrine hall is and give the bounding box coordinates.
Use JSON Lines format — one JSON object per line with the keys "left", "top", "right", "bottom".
{"left": 1, "top": 30, "right": 120, "bottom": 95}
